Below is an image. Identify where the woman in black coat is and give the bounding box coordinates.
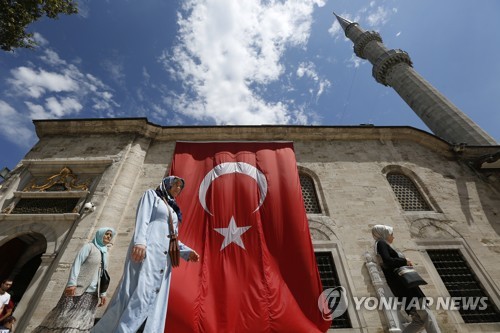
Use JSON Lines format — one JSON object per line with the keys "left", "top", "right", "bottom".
{"left": 372, "top": 225, "right": 436, "bottom": 333}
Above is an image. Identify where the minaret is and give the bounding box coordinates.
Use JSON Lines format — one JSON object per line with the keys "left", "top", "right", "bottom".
{"left": 334, "top": 13, "right": 497, "bottom": 146}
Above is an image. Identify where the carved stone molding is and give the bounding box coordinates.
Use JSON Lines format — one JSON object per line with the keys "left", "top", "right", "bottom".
{"left": 407, "top": 217, "right": 461, "bottom": 239}
{"left": 364, "top": 251, "right": 404, "bottom": 332}
{"left": 308, "top": 215, "right": 337, "bottom": 241}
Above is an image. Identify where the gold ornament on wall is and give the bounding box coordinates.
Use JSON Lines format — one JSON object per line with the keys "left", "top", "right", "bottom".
{"left": 24, "top": 167, "right": 90, "bottom": 192}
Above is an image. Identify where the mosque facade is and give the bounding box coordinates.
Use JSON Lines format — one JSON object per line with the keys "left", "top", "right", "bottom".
{"left": 0, "top": 14, "right": 500, "bottom": 333}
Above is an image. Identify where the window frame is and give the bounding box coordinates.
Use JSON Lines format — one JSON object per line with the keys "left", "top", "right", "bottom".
{"left": 314, "top": 241, "right": 366, "bottom": 332}
{"left": 417, "top": 239, "right": 500, "bottom": 326}
{"left": 299, "top": 172, "right": 322, "bottom": 214}
{"left": 381, "top": 165, "right": 440, "bottom": 213}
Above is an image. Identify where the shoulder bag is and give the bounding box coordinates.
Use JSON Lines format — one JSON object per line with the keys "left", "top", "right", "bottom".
{"left": 162, "top": 197, "right": 180, "bottom": 267}
{"left": 394, "top": 266, "right": 427, "bottom": 288}
{"left": 100, "top": 252, "right": 111, "bottom": 293}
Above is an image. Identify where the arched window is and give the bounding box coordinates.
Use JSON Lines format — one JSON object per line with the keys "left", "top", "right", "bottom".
{"left": 299, "top": 174, "right": 321, "bottom": 214}
{"left": 386, "top": 173, "right": 431, "bottom": 211}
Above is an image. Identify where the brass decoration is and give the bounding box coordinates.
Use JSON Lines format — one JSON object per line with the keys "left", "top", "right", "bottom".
{"left": 24, "top": 167, "right": 90, "bottom": 192}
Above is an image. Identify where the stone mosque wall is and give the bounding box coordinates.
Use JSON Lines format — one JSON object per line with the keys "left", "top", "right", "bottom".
{"left": 0, "top": 119, "right": 499, "bottom": 332}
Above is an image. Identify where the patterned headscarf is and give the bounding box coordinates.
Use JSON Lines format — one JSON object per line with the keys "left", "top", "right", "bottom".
{"left": 92, "top": 227, "right": 116, "bottom": 254}
{"left": 156, "top": 176, "right": 185, "bottom": 222}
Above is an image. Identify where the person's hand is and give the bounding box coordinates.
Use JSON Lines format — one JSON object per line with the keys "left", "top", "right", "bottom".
{"left": 406, "top": 259, "right": 413, "bottom": 267}
{"left": 65, "top": 286, "right": 76, "bottom": 296}
{"left": 98, "top": 296, "right": 107, "bottom": 307}
{"left": 131, "top": 244, "right": 146, "bottom": 262}
{"left": 188, "top": 250, "right": 200, "bottom": 262}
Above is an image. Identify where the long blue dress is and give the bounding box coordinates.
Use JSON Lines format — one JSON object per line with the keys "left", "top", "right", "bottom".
{"left": 92, "top": 190, "right": 192, "bottom": 333}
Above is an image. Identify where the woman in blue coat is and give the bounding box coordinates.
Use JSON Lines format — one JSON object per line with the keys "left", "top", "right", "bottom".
{"left": 92, "top": 176, "right": 199, "bottom": 333}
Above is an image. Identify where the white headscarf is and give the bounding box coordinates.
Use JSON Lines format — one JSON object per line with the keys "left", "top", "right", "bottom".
{"left": 372, "top": 224, "right": 393, "bottom": 253}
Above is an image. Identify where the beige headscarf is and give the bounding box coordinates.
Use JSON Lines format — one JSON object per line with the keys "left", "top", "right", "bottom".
{"left": 372, "top": 224, "right": 393, "bottom": 253}
{"left": 372, "top": 224, "right": 393, "bottom": 241}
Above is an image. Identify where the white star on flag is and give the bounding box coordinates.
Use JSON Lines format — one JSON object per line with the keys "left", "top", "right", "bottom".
{"left": 214, "top": 216, "right": 251, "bottom": 251}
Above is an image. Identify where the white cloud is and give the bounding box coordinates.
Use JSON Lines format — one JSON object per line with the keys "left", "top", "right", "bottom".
{"left": 76, "top": 0, "right": 91, "bottom": 18}
{"left": 45, "top": 97, "right": 83, "bottom": 117}
{"left": 160, "top": 0, "right": 325, "bottom": 125}
{"left": 40, "top": 49, "right": 66, "bottom": 66}
{"left": 297, "top": 62, "right": 318, "bottom": 80}
{"left": 32, "top": 32, "right": 49, "bottom": 47}
{"left": 101, "top": 91, "right": 113, "bottom": 100}
{"left": 296, "top": 62, "right": 331, "bottom": 101}
{"left": 25, "top": 101, "right": 49, "bottom": 119}
{"left": 92, "top": 96, "right": 115, "bottom": 111}
{"left": 317, "top": 79, "right": 331, "bottom": 100}
{"left": 347, "top": 54, "right": 363, "bottom": 68}
{"left": 8, "top": 66, "right": 78, "bottom": 98}
{"left": 366, "top": 6, "right": 390, "bottom": 27}
{"left": 6, "top": 47, "right": 118, "bottom": 117}
{"left": 142, "top": 67, "right": 151, "bottom": 82}
{"left": 328, "top": 20, "right": 341, "bottom": 39}
{"left": 85, "top": 73, "right": 109, "bottom": 91}
{"left": 102, "top": 58, "right": 125, "bottom": 85}
{"left": 0, "top": 100, "right": 35, "bottom": 147}
{"left": 25, "top": 97, "right": 83, "bottom": 119}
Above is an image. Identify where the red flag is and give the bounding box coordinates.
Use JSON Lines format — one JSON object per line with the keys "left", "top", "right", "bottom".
{"left": 165, "top": 142, "right": 330, "bottom": 332}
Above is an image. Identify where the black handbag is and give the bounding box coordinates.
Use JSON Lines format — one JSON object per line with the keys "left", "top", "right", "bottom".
{"left": 394, "top": 266, "right": 427, "bottom": 288}
{"left": 100, "top": 252, "right": 111, "bottom": 293}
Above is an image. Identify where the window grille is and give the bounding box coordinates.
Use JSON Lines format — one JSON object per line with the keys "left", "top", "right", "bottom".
{"left": 299, "top": 174, "right": 321, "bottom": 214}
{"left": 427, "top": 249, "right": 500, "bottom": 323}
{"left": 386, "top": 173, "right": 431, "bottom": 211}
{"left": 315, "top": 252, "right": 352, "bottom": 328}
{"left": 11, "top": 198, "right": 80, "bottom": 214}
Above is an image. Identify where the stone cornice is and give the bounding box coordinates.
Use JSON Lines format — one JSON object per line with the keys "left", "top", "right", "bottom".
{"left": 373, "top": 49, "right": 413, "bottom": 86}
{"left": 353, "top": 31, "right": 382, "bottom": 59}
{"left": 21, "top": 158, "right": 114, "bottom": 175}
{"left": 31, "top": 118, "right": 500, "bottom": 159}
{"left": 13, "top": 191, "right": 89, "bottom": 198}
{"left": 0, "top": 213, "right": 80, "bottom": 222}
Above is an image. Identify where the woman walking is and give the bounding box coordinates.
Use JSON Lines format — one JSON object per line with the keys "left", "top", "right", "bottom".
{"left": 34, "top": 227, "right": 116, "bottom": 332}
{"left": 92, "top": 176, "right": 199, "bottom": 333}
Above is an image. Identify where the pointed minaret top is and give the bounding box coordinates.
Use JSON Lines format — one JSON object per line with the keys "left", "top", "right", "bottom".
{"left": 333, "top": 10, "right": 497, "bottom": 145}
{"left": 333, "top": 12, "right": 354, "bottom": 32}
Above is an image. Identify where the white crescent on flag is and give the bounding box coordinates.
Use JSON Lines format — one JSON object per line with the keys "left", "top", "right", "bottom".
{"left": 198, "top": 162, "right": 268, "bottom": 215}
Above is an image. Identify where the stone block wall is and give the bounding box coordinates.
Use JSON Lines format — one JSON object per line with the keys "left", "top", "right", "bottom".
{"left": 1, "top": 120, "right": 498, "bottom": 332}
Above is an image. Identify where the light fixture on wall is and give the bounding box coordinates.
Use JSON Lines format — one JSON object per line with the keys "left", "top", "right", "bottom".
{"left": 0, "top": 167, "right": 10, "bottom": 180}
{"left": 83, "top": 202, "right": 96, "bottom": 212}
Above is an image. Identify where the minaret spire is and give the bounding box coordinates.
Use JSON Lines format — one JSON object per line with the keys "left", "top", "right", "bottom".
{"left": 333, "top": 13, "right": 497, "bottom": 146}
{"left": 332, "top": 12, "right": 354, "bottom": 32}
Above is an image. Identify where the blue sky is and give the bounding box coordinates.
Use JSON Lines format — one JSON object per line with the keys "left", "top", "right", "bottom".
{"left": 1, "top": 0, "right": 499, "bottom": 171}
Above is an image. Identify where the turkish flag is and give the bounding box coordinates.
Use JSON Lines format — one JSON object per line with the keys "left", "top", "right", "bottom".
{"left": 165, "top": 142, "right": 330, "bottom": 332}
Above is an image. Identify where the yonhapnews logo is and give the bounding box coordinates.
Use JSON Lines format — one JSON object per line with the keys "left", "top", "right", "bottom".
{"left": 318, "top": 287, "right": 349, "bottom": 320}
{"left": 318, "top": 287, "right": 491, "bottom": 320}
